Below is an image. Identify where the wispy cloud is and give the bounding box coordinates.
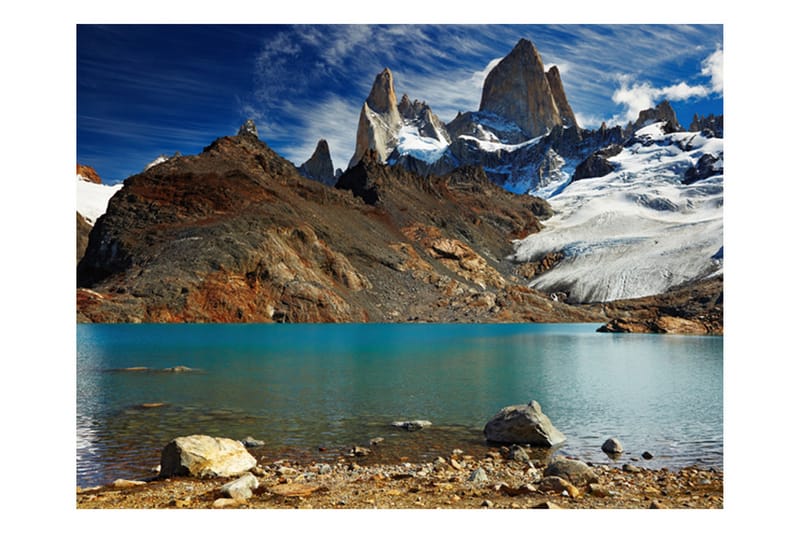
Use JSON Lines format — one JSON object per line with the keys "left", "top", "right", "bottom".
{"left": 609, "top": 47, "right": 724, "bottom": 124}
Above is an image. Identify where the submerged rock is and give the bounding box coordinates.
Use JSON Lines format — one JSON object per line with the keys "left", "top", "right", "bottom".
{"left": 240, "top": 436, "right": 265, "bottom": 448}
{"left": 483, "top": 400, "right": 565, "bottom": 446}
{"left": 391, "top": 420, "right": 432, "bottom": 432}
{"left": 159, "top": 435, "right": 256, "bottom": 478}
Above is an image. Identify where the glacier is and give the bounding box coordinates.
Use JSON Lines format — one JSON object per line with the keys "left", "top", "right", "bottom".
{"left": 511, "top": 122, "right": 723, "bottom": 303}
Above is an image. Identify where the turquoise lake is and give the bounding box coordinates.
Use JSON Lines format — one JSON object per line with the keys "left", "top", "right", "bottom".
{"left": 76, "top": 323, "right": 722, "bottom": 487}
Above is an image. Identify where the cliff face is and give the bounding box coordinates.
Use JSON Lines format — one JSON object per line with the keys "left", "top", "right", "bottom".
{"left": 479, "top": 39, "right": 563, "bottom": 138}
{"left": 77, "top": 125, "right": 601, "bottom": 324}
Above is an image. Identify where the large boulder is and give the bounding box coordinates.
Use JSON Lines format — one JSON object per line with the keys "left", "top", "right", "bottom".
{"left": 160, "top": 435, "right": 256, "bottom": 478}
{"left": 483, "top": 400, "right": 565, "bottom": 446}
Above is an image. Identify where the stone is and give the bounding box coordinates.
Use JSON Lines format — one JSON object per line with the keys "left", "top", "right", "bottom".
{"left": 351, "top": 446, "right": 371, "bottom": 457}
{"left": 588, "top": 483, "right": 611, "bottom": 497}
{"left": 269, "top": 483, "right": 321, "bottom": 497}
{"left": 601, "top": 438, "right": 624, "bottom": 455}
{"left": 212, "top": 497, "right": 242, "bottom": 508}
{"left": 391, "top": 420, "right": 432, "bottom": 432}
{"left": 623, "top": 464, "right": 642, "bottom": 474}
{"left": 532, "top": 501, "right": 563, "bottom": 509}
{"left": 468, "top": 467, "right": 489, "bottom": 483}
{"left": 543, "top": 458, "right": 598, "bottom": 487}
{"left": 240, "top": 436, "right": 265, "bottom": 448}
{"left": 110, "top": 479, "right": 145, "bottom": 489}
{"left": 159, "top": 435, "right": 257, "bottom": 479}
{"left": 506, "top": 444, "right": 531, "bottom": 463}
{"left": 369, "top": 437, "right": 384, "bottom": 446}
{"left": 220, "top": 472, "right": 258, "bottom": 500}
{"left": 483, "top": 400, "right": 565, "bottom": 446}
{"left": 642, "top": 451, "right": 654, "bottom": 460}
{"left": 538, "top": 476, "right": 580, "bottom": 498}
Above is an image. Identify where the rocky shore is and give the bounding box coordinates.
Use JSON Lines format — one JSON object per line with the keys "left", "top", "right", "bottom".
{"left": 77, "top": 403, "right": 722, "bottom": 510}
{"left": 76, "top": 448, "right": 722, "bottom": 510}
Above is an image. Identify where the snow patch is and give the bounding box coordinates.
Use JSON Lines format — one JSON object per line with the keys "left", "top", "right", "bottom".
{"left": 77, "top": 175, "right": 123, "bottom": 225}
{"left": 395, "top": 125, "right": 450, "bottom": 164}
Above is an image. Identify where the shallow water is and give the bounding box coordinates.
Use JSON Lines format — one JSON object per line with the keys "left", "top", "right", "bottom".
{"left": 76, "top": 323, "right": 722, "bottom": 487}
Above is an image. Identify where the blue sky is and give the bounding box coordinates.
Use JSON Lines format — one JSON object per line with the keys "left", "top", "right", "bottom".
{"left": 78, "top": 24, "right": 723, "bottom": 183}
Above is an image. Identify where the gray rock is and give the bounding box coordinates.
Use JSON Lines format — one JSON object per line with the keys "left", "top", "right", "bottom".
{"left": 468, "top": 467, "right": 489, "bottom": 483}
{"left": 483, "top": 400, "right": 565, "bottom": 447}
{"left": 159, "top": 435, "right": 257, "bottom": 479}
{"left": 601, "top": 438, "right": 624, "bottom": 455}
{"left": 391, "top": 420, "right": 432, "bottom": 432}
{"left": 543, "top": 457, "right": 598, "bottom": 487}
{"left": 642, "top": 451, "right": 654, "bottom": 460}
{"left": 538, "top": 475, "right": 579, "bottom": 495}
{"left": 506, "top": 444, "right": 530, "bottom": 463}
{"left": 220, "top": 472, "right": 258, "bottom": 500}
{"left": 240, "top": 436, "right": 265, "bottom": 448}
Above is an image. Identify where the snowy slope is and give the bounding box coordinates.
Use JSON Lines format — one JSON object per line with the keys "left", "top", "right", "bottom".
{"left": 511, "top": 123, "right": 723, "bottom": 303}
{"left": 76, "top": 175, "right": 123, "bottom": 225}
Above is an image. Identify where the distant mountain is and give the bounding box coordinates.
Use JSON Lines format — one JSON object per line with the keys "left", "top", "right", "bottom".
{"left": 298, "top": 139, "right": 336, "bottom": 185}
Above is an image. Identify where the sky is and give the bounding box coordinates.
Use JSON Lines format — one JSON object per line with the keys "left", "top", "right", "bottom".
{"left": 77, "top": 24, "right": 723, "bottom": 183}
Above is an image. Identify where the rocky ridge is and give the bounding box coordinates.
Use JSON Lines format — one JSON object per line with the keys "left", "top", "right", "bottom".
{"left": 76, "top": 123, "right": 602, "bottom": 324}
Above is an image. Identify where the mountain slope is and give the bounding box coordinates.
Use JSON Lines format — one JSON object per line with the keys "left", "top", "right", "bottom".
{"left": 77, "top": 125, "right": 600, "bottom": 324}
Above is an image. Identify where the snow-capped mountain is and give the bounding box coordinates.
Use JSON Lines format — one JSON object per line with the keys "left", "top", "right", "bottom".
{"left": 511, "top": 121, "right": 723, "bottom": 302}
{"left": 341, "top": 37, "right": 723, "bottom": 304}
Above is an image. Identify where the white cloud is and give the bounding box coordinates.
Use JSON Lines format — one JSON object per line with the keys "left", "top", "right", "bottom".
{"left": 702, "top": 47, "right": 723, "bottom": 94}
{"left": 609, "top": 46, "right": 723, "bottom": 125}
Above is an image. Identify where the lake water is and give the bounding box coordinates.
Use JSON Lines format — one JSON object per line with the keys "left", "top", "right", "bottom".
{"left": 76, "top": 323, "right": 722, "bottom": 487}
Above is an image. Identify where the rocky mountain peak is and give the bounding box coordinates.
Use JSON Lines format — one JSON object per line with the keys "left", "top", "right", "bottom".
{"left": 479, "top": 38, "right": 563, "bottom": 138}
{"left": 237, "top": 119, "right": 259, "bottom": 138}
{"left": 366, "top": 68, "right": 399, "bottom": 116}
{"left": 632, "top": 100, "right": 682, "bottom": 132}
{"left": 77, "top": 164, "right": 102, "bottom": 184}
{"left": 545, "top": 65, "right": 577, "bottom": 128}
{"left": 299, "top": 139, "right": 335, "bottom": 186}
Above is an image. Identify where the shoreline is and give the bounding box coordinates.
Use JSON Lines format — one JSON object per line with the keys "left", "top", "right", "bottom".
{"left": 76, "top": 445, "right": 723, "bottom": 510}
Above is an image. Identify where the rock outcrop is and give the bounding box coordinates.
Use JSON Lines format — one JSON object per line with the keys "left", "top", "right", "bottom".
{"left": 689, "top": 113, "right": 723, "bottom": 137}
{"left": 545, "top": 65, "right": 577, "bottom": 128}
{"left": 160, "top": 435, "right": 256, "bottom": 478}
{"left": 77, "top": 164, "right": 101, "bottom": 184}
{"left": 483, "top": 400, "right": 566, "bottom": 446}
{"left": 631, "top": 100, "right": 682, "bottom": 132}
{"left": 479, "top": 39, "right": 563, "bottom": 138}
{"left": 299, "top": 139, "right": 336, "bottom": 185}
{"left": 349, "top": 68, "right": 403, "bottom": 167}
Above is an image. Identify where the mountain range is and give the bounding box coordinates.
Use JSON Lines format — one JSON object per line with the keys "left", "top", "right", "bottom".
{"left": 76, "top": 38, "right": 723, "bottom": 334}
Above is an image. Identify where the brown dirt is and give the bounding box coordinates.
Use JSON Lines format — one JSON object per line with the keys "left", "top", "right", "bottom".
{"left": 76, "top": 451, "right": 722, "bottom": 510}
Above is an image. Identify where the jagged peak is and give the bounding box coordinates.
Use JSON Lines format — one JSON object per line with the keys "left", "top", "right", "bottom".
{"left": 237, "top": 118, "right": 259, "bottom": 138}
{"left": 366, "top": 67, "right": 398, "bottom": 115}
